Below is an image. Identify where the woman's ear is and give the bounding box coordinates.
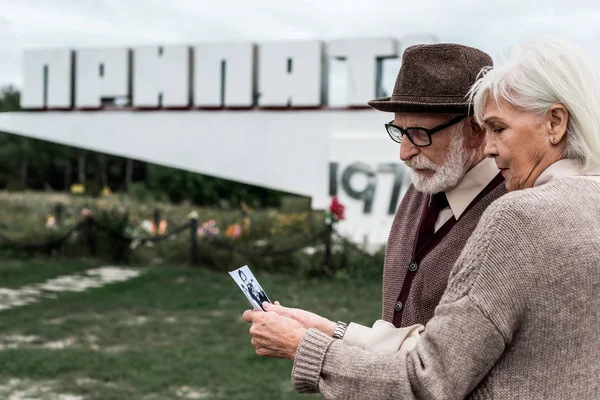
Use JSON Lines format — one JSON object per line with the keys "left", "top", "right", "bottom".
{"left": 547, "top": 104, "right": 569, "bottom": 144}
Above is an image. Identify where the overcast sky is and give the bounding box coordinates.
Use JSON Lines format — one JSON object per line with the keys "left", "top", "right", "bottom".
{"left": 2, "top": 0, "right": 600, "bottom": 93}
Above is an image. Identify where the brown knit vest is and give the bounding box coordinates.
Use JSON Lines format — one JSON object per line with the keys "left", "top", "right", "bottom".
{"left": 382, "top": 174, "right": 506, "bottom": 327}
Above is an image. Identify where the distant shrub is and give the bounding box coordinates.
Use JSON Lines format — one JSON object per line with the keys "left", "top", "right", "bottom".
{"left": 85, "top": 182, "right": 102, "bottom": 198}
{"left": 129, "top": 182, "right": 153, "bottom": 203}
{"left": 6, "top": 180, "right": 26, "bottom": 192}
{"left": 0, "top": 192, "right": 384, "bottom": 280}
{"left": 95, "top": 207, "right": 132, "bottom": 262}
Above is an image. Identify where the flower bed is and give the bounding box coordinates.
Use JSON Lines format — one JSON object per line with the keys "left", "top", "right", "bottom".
{"left": 0, "top": 191, "right": 384, "bottom": 279}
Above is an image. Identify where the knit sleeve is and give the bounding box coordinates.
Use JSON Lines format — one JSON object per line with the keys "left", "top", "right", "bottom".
{"left": 292, "top": 296, "right": 505, "bottom": 399}
{"left": 291, "top": 196, "right": 525, "bottom": 399}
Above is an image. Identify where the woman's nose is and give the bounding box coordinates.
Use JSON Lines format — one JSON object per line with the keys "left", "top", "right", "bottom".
{"left": 484, "top": 132, "right": 498, "bottom": 158}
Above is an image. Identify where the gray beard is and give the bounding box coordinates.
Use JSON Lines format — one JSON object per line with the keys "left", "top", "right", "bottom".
{"left": 405, "top": 130, "right": 477, "bottom": 194}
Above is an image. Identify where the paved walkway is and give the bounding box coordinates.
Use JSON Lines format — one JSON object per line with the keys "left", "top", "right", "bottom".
{"left": 0, "top": 267, "right": 142, "bottom": 312}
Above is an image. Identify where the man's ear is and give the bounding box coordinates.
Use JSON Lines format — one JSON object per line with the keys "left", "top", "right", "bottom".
{"left": 465, "top": 117, "right": 486, "bottom": 149}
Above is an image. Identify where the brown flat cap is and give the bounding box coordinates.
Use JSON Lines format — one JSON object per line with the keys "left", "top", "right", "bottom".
{"left": 368, "top": 43, "right": 493, "bottom": 113}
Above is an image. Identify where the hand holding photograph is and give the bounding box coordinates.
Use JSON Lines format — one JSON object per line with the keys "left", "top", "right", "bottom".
{"left": 229, "top": 265, "right": 271, "bottom": 311}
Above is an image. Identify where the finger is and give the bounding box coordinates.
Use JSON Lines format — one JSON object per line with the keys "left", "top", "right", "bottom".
{"left": 252, "top": 337, "right": 270, "bottom": 351}
{"left": 263, "top": 303, "right": 289, "bottom": 316}
{"left": 242, "top": 310, "right": 259, "bottom": 322}
{"left": 274, "top": 301, "right": 281, "bottom": 306}
{"left": 256, "top": 347, "right": 268, "bottom": 357}
{"left": 257, "top": 348, "right": 278, "bottom": 358}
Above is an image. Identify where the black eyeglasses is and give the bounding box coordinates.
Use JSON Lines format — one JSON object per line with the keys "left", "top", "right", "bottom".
{"left": 384, "top": 114, "right": 468, "bottom": 147}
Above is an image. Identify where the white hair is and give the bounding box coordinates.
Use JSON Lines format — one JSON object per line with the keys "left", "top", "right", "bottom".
{"left": 469, "top": 37, "right": 600, "bottom": 171}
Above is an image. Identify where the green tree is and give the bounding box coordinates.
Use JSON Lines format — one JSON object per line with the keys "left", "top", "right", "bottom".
{"left": 0, "top": 85, "right": 20, "bottom": 112}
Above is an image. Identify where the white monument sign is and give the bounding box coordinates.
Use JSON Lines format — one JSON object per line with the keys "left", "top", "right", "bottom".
{"left": 3, "top": 36, "right": 437, "bottom": 246}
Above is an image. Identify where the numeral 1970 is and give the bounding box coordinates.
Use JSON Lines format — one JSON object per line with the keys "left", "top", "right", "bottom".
{"left": 329, "top": 162, "right": 407, "bottom": 215}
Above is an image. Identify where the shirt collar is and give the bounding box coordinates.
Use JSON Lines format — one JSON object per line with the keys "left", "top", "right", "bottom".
{"left": 534, "top": 158, "right": 600, "bottom": 187}
{"left": 444, "top": 157, "right": 500, "bottom": 220}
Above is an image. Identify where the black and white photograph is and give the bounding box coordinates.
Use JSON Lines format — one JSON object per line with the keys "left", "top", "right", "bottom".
{"left": 229, "top": 265, "right": 271, "bottom": 311}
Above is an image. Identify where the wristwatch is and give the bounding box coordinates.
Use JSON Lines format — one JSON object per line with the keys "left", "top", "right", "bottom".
{"left": 332, "top": 321, "right": 348, "bottom": 339}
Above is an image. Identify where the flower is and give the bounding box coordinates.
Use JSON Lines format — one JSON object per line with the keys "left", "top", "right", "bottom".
{"left": 302, "top": 246, "right": 320, "bottom": 255}
{"left": 225, "top": 223, "right": 242, "bottom": 238}
{"left": 158, "top": 219, "right": 168, "bottom": 235}
{"left": 101, "top": 186, "right": 112, "bottom": 197}
{"left": 254, "top": 239, "right": 268, "bottom": 247}
{"left": 197, "top": 219, "right": 219, "bottom": 237}
{"left": 242, "top": 216, "right": 251, "bottom": 233}
{"left": 329, "top": 197, "right": 345, "bottom": 221}
{"left": 141, "top": 219, "right": 155, "bottom": 234}
{"left": 45, "top": 214, "right": 57, "bottom": 229}
{"left": 241, "top": 202, "right": 254, "bottom": 216}
{"left": 81, "top": 208, "right": 93, "bottom": 218}
{"left": 71, "top": 184, "right": 85, "bottom": 195}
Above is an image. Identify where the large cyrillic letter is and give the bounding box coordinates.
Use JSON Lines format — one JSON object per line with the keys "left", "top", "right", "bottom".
{"left": 133, "top": 45, "right": 190, "bottom": 107}
{"left": 327, "top": 39, "right": 397, "bottom": 107}
{"left": 75, "top": 48, "right": 129, "bottom": 108}
{"left": 21, "top": 49, "right": 73, "bottom": 109}
{"left": 194, "top": 43, "right": 255, "bottom": 107}
{"left": 257, "top": 41, "right": 323, "bottom": 107}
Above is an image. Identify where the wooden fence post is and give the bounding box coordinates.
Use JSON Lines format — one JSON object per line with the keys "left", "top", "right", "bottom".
{"left": 54, "top": 203, "right": 63, "bottom": 225}
{"left": 189, "top": 217, "right": 198, "bottom": 266}
{"left": 153, "top": 209, "right": 161, "bottom": 231}
{"left": 85, "top": 217, "right": 97, "bottom": 256}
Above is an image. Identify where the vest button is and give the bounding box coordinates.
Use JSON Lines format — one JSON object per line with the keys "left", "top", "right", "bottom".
{"left": 395, "top": 301, "right": 403, "bottom": 312}
{"left": 408, "top": 261, "right": 419, "bottom": 272}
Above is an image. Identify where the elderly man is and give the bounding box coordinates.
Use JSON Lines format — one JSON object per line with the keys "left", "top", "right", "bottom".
{"left": 244, "top": 44, "right": 505, "bottom": 363}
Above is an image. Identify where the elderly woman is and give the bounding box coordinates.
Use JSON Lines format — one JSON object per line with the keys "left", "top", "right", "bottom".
{"left": 243, "top": 37, "right": 600, "bottom": 399}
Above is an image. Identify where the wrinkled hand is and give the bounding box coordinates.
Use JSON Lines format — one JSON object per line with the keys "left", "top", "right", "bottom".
{"left": 242, "top": 305, "right": 307, "bottom": 360}
{"left": 264, "top": 301, "right": 336, "bottom": 336}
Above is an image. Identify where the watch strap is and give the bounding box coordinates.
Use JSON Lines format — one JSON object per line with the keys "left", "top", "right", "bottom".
{"left": 332, "top": 321, "right": 348, "bottom": 339}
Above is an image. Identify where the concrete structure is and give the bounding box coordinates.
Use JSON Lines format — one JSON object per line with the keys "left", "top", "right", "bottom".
{"left": 0, "top": 35, "right": 437, "bottom": 246}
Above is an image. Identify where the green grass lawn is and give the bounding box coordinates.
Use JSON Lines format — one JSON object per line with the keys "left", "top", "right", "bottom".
{"left": 0, "top": 259, "right": 382, "bottom": 399}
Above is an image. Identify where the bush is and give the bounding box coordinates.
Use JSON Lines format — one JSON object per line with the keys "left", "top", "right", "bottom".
{"left": 145, "top": 164, "right": 284, "bottom": 208}
{"left": 280, "top": 196, "right": 311, "bottom": 212}
{"left": 129, "top": 182, "right": 153, "bottom": 203}
{"left": 0, "top": 191, "right": 385, "bottom": 279}
{"left": 85, "top": 182, "right": 102, "bottom": 198}
{"left": 95, "top": 207, "right": 132, "bottom": 262}
{"left": 5, "top": 180, "right": 26, "bottom": 192}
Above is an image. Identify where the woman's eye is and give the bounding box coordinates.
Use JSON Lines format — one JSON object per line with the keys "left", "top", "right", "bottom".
{"left": 492, "top": 127, "right": 504, "bottom": 134}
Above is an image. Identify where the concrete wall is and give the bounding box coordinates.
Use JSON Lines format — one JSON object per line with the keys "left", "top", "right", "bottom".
{"left": 0, "top": 109, "right": 408, "bottom": 246}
